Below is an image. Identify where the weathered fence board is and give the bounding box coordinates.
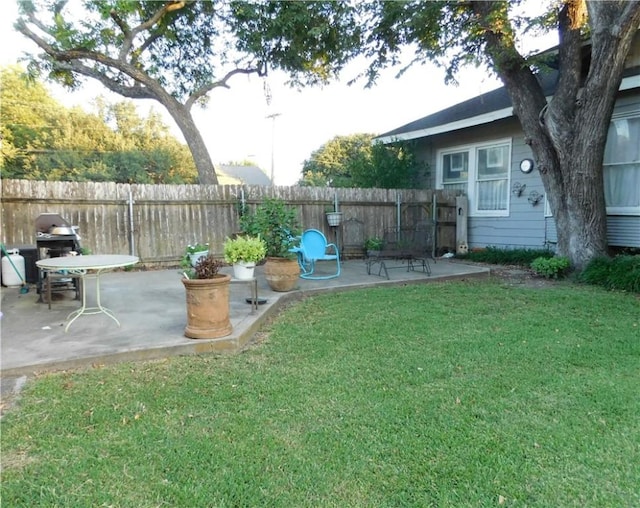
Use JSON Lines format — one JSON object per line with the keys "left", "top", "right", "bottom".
{"left": 1, "top": 180, "right": 462, "bottom": 265}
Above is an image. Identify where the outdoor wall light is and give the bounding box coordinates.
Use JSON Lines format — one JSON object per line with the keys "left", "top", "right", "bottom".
{"left": 519, "top": 158, "right": 534, "bottom": 173}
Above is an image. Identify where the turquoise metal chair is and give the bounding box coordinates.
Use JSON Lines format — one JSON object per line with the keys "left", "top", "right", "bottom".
{"left": 296, "top": 229, "right": 341, "bottom": 280}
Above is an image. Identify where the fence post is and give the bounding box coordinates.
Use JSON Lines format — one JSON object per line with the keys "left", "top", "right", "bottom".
{"left": 456, "top": 195, "right": 468, "bottom": 254}
{"left": 128, "top": 190, "right": 136, "bottom": 256}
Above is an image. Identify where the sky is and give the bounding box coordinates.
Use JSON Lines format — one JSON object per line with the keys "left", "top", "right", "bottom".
{"left": 1, "top": 1, "right": 555, "bottom": 186}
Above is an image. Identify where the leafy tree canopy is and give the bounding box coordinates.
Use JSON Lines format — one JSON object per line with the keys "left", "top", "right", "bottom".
{"left": 15, "top": 0, "right": 362, "bottom": 183}
{"left": 299, "top": 133, "right": 426, "bottom": 189}
{"left": 1, "top": 65, "right": 197, "bottom": 183}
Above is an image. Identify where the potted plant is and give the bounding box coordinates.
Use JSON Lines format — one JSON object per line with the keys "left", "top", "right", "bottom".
{"left": 325, "top": 205, "right": 343, "bottom": 227}
{"left": 223, "top": 235, "right": 267, "bottom": 280}
{"left": 240, "top": 198, "right": 301, "bottom": 291}
{"left": 181, "top": 254, "right": 232, "bottom": 339}
{"left": 181, "top": 242, "right": 209, "bottom": 268}
{"left": 365, "top": 236, "right": 384, "bottom": 256}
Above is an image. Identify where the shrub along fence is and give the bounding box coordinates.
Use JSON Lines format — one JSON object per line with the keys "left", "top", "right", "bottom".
{"left": 1, "top": 179, "right": 462, "bottom": 266}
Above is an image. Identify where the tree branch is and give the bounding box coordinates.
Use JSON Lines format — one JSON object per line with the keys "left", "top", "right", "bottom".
{"left": 549, "top": 1, "right": 583, "bottom": 124}
{"left": 119, "top": 1, "right": 186, "bottom": 62}
{"left": 18, "top": 12, "right": 263, "bottom": 114}
{"left": 53, "top": 60, "right": 157, "bottom": 100}
{"left": 185, "top": 67, "right": 262, "bottom": 109}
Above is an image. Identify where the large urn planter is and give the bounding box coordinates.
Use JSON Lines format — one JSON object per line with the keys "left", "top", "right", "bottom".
{"left": 264, "top": 257, "right": 300, "bottom": 292}
{"left": 182, "top": 274, "right": 232, "bottom": 339}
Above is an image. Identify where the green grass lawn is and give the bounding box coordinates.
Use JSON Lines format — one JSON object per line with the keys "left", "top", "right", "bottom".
{"left": 2, "top": 280, "right": 639, "bottom": 507}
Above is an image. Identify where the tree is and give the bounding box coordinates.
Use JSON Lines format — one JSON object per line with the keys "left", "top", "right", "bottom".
{"left": 1, "top": 66, "right": 197, "bottom": 183}
{"left": 15, "top": 0, "right": 360, "bottom": 184}
{"left": 348, "top": 140, "right": 425, "bottom": 189}
{"left": 354, "top": 0, "right": 640, "bottom": 270}
{"left": 300, "top": 133, "right": 375, "bottom": 187}
{"left": 299, "top": 133, "right": 424, "bottom": 188}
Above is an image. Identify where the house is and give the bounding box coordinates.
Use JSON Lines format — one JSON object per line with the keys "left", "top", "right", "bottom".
{"left": 216, "top": 164, "right": 272, "bottom": 186}
{"left": 376, "top": 34, "right": 640, "bottom": 252}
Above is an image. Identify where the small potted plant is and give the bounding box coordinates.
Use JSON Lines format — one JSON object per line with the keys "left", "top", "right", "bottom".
{"left": 182, "top": 242, "right": 209, "bottom": 268}
{"left": 240, "top": 198, "right": 301, "bottom": 291}
{"left": 181, "top": 254, "right": 232, "bottom": 339}
{"left": 365, "top": 236, "right": 384, "bottom": 256}
{"left": 325, "top": 206, "right": 343, "bottom": 227}
{"left": 223, "top": 235, "right": 267, "bottom": 280}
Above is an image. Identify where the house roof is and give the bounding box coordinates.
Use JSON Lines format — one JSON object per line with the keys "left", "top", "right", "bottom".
{"left": 216, "top": 165, "right": 272, "bottom": 186}
{"left": 376, "top": 66, "right": 640, "bottom": 144}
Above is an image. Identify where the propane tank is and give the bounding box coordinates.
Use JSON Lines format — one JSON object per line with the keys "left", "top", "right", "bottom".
{"left": 2, "top": 249, "right": 26, "bottom": 287}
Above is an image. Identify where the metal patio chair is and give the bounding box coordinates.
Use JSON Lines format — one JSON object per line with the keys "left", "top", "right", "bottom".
{"left": 296, "top": 229, "right": 341, "bottom": 280}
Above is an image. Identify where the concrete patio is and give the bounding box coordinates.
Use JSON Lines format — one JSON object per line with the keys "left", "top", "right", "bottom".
{"left": 1, "top": 258, "right": 490, "bottom": 379}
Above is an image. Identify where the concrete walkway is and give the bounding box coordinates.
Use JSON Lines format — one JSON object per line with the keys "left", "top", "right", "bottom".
{"left": 1, "top": 259, "right": 489, "bottom": 378}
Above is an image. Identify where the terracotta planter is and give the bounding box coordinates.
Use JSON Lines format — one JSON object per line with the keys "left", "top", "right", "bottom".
{"left": 263, "top": 257, "right": 300, "bottom": 292}
{"left": 182, "top": 274, "right": 232, "bottom": 339}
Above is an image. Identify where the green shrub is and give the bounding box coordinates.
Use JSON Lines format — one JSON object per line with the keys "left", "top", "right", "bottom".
{"left": 239, "top": 198, "right": 301, "bottom": 258}
{"left": 364, "top": 237, "right": 384, "bottom": 251}
{"left": 530, "top": 256, "right": 571, "bottom": 279}
{"left": 580, "top": 255, "right": 640, "bottom": 293}
{"left": 460, "top": 246, "right": 554, "bottom": 266}
{"left": 223, "top": 235, "right": 266, "bottom": 264}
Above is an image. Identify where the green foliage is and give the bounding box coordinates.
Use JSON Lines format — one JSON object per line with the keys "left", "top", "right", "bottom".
{"left": 579, "top": 255, "right": 640, "bottom": 293}
{"left": 530, "top": 256, "right": 571, "bottom": 279}
{"left": 0, "top": 66, "right": 197, "bottom": 183}
{"left": 15, "top": 1, "right": 363, "bottom": 183}
{"left": 299, "top": 134, "right": 425, "bottom": 188}
{"left": 223, "top": 235, "right": 267, "bottom": 264}
{"left": 459, "top": 246, "right": 554, "bottom": 267}
{"left": 364, "top": 237, "right": 384, "bottom": 251}
{"left": 185, "top": 243, "right": 210, "bottom": 255}
{"left": 239, "top": 198, "right": 301, "bottom": 258}
{"left": 348, "top": 140, "right": 425, "bottom": 189}
{"left": 300, "top": 133, "right": 376, "bottom": 187}
{"left": 180, "top": 243, "right": 210, "bottom": 274}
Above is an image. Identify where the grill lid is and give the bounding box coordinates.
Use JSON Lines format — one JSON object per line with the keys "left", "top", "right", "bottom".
{"left": 35, "top": 213, "right": 73, "bottom": 234}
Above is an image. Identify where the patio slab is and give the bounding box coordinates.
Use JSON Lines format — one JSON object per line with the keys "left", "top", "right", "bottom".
{"left": 1, "top": 259, "right": 489, "bottom": 379}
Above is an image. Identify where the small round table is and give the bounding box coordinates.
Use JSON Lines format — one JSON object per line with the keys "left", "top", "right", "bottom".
{"left": 36, "top": 254, "right": 139, "bottom": 331}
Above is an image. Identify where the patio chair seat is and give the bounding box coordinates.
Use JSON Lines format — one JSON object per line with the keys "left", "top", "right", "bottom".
{"left": 296, "top": 229, "right": 341, "bottom": 280}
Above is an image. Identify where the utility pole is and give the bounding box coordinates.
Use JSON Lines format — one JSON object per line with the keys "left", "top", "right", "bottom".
{"left": 266, "top": 112, "right": 281, "bottom": 186}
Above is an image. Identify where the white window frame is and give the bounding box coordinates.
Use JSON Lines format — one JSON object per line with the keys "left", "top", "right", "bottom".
{"left": 604, "top": 111, "right": 640, "bottom": 216}
{"left": 436, "top": 138, "right": 512, "bottom": 217}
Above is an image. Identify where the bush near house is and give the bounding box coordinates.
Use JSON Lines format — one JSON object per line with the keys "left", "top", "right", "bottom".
{"left": 460, "top": 247, "right": 638, "bottom": 293}
{"left": 530, "top": 256, "right": 571, "bottom": 279}
{"left": 457, "top": 246, "right": 553, "bottom": 266}
{"left": 579, "top": 255, "right": 640, "bottom": 293}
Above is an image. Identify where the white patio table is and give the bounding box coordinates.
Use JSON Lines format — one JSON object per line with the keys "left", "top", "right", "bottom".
{"left": 36, "top": 254, "right": 139, "bottom": 331}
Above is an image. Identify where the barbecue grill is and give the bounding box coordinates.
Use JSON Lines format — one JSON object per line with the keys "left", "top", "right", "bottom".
{"left": 35, "top": 213, "right": 82, "bottom": 301}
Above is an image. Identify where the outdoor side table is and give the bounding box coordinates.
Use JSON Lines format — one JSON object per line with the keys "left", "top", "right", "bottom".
{"left": 36, "top": 254, "right": 139, "bottom": 331}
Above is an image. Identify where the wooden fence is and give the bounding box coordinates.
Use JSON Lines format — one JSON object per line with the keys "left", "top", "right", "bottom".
{"left": 1, "top": 179, "right": 462, "bottom": 266}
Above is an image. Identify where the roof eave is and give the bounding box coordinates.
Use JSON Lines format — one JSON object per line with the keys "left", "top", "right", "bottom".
{"left": 376, "top": 74, "right": 640, "bottom": 144}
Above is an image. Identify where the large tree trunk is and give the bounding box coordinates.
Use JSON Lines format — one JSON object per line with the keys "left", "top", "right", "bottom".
{"left": 164, "top": 99, "right": 219, "bottom": 185}
{"left": 475, "top": 0, "right": 640, "bottom": 271}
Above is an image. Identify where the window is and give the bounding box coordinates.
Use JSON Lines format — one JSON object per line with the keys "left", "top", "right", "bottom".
{"left": 438, "top": 139, "right": 511, "bottom": 216}
{"left": 442, "top": 151, "right": 468, "bottom": 188}
{"left": 603, "top": 114, "right": 640, "bottom": 214}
